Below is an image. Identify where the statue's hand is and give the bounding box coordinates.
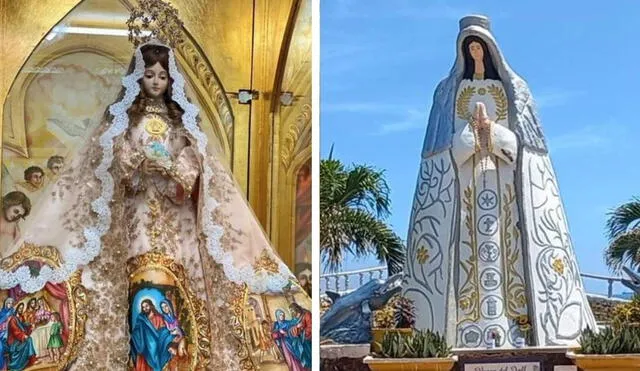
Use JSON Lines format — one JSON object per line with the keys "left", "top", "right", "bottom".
{"left": 473, "top": 102, "right": 493, "bottom": 129}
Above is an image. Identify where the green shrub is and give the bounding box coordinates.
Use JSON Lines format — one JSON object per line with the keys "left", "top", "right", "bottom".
{"left": 377, "top": 329, "right": 451, "bottom": 358}
{"left": 580, "top": 326, "right": 640, "bottom": 354}
{"left": 611, "top": 295, "right": 640, "bottom": 330}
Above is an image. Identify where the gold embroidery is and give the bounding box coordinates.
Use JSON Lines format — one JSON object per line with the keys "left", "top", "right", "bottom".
{"left": 144, "top": 114, "right": 169, "bottom": 138}
{"left": 145, "top": 196, "right": 164, "bottom": 252}
{"left": 252, "top": 250, "right": 280, "bottom": 274}
{"left": 127, "top": 252, "right": 212, "bottom": 369}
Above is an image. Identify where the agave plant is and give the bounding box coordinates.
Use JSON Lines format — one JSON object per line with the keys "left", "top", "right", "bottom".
{"left": 394, "top": 296, "right": 416, "bottom": 329}
{"left": 377, "top": 329, "right": 451, "bottom": 358}
{"left": 580, "top": 327, "right": 640, "bottom": 355}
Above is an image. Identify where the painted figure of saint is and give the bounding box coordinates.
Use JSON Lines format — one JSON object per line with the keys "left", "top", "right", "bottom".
{"left": 131, "top": 299, "right": 175, "bottom": 371}
{"left": 272, "top": 309, "right": 306, "bottom": 371}
{"left": 5, "top": 301, "right": 37, "bottom": 369}
{"left": 0, "top": 39, "right": 311, "bottom": 369}
{"left": 159, "top": 299, "right": 187, "bottom": 370}
{"left": 0, "top": 192, "right": 30, "bottom": 249}
{"left": 402, "top": 15, "right": 596, "bottom": 348}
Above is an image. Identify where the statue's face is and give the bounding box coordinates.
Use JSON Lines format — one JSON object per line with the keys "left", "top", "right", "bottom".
{"left": 4, "top": 204, "right": 25, "bottom": 222}
{"left": 469, "top": 41, "right": 484, "bottom": 62}
{"left": 142, "top": 62, "right": 169, "bottom": 99}
{"left": 28, "top": 172, "right": 44, "bottom": 187}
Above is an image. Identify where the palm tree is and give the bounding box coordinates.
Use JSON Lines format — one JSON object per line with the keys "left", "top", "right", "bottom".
{"left": 320, "top": 149, "right": 405, "bottom": 275}
{"left": 605, "top": 197, "right": 640, "bottom": 272}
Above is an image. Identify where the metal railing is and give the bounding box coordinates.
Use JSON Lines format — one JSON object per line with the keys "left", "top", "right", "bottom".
{"left": 320, "top": 266, "right": 628, "bottom": 299}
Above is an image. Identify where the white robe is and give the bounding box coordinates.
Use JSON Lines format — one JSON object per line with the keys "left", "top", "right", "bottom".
{"left": 403, "top": 78, "right": 597, "bottom": 348}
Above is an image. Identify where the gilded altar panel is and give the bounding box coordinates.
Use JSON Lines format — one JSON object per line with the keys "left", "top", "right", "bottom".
{"left": 270, "top": 0, "right": 312, "bottom": 293}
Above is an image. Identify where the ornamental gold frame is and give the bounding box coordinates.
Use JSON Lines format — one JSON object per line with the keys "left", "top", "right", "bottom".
{"left": 127, "top": 252, "right": 212, "bottom": 370}
{"left": 0, "top": 244, "right": 88, "bottom": 371}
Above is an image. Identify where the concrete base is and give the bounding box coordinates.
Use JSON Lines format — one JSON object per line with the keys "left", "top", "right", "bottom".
{"left": 454, "top": 346, "right": 575, "bottom": 371}
{"left": 320, "top": 344, "right": 370, "bottom": 371}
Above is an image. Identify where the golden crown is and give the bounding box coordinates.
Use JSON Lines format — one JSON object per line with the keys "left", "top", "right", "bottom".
{"left": 127, "top": 0, "right": 184, "bottom": 48}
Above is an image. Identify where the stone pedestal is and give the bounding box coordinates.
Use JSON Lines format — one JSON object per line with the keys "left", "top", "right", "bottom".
{"left": 320, "top": 344, "right": 371, "bottom": 371}
{"left": 454, "top": 346, "right": 575, "bottom": 371}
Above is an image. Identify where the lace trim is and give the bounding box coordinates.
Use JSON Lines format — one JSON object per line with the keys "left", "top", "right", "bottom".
{"left": 0, "top": 40, "right": 291, "bottom": 294}
{"left": 165, "top": 50, "right": 291, "bottom": 293}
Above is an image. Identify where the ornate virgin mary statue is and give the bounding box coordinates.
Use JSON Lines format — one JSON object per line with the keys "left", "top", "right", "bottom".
{"left": 0, "top": 3, "right": 311, "bottom": 370}
{"left": 402, "top": 15, "right": 596, "bottom": 348}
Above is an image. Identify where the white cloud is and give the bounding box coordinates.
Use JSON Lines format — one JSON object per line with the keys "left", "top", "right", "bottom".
{"left": 534, "top": 89, "right": 586, "bottom": 108}
{"left": 322, "top": 102, "right": 412, "bottom": 114}
{"left": 547, "top": 123, "right": 624, "bottom": 152}
{"left": 373, "top": 109, "right": 426, "bottom": 135}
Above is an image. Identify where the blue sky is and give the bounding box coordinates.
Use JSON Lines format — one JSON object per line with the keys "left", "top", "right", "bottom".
{"left": 320, "top": 0, "right": 640, "bottom": 296}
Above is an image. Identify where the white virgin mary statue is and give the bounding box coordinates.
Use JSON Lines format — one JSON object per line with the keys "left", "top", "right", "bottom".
{"left": 402, "top": 15, "right": 597, "bottom": 349}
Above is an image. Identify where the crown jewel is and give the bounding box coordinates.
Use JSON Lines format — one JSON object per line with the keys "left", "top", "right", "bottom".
{"left": 127, "top": 0, "right": 184, "bottom": 48}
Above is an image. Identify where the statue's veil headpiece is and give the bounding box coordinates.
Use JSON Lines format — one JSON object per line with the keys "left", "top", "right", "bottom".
{"left": 0, "top": 0, "right": 294, "bottom": 294}
{"left": 422, "top": 14, "right": 548, "bottom": 157}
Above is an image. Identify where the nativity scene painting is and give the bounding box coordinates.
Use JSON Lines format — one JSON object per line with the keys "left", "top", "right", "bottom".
{"left": 243, "top": 291, "right": 312, "bottom": 371}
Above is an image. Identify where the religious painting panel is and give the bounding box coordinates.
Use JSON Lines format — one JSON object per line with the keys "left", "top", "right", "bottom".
{"left": 0, "top": 246, "right": 87, "bottom": 370}
{"left": 127, "top": 252, "right": 211, "bottom": 370}
{"left": 236, "top": 288, "right": 311, "bottom": 371}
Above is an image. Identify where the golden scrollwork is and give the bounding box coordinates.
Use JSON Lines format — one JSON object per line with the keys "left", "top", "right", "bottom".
{"left": 127, "top": 252, "right": 212, "bottom": 369}
{"left": 488, "top": 84, "right": 508, "bottom": 122}
{"left": 252, "top": 249, "right": 281, "bottom": 274}
{"left": 281, "top": 103, "right": 311, "bottom": 169}
{"left": 457, "top": 185, "right": 480, "bottom": 325}
{"left": 500, "top": 183, "right": 528, "bottom": 319}
{"left": 1, "top": 243, "right": 88, "bottom": 371}
{"left": 174, "top": 39, "right": 234, "bottom": 154}
{"left": 456, "top": 83, "right": 508, "bottom": 124}
{"left": 229, "top": 283, "right": 257, "bottom": 370}
{"left": 456, "top": 85, "right": 476, "bottom": 121}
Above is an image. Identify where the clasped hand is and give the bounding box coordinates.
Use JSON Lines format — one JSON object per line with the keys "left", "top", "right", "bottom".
{"left": 473, "top": 102, "right": 492, "bottom": 130}
{"left": 142, "top": 159, "right": 169, "bottom": 176}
